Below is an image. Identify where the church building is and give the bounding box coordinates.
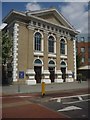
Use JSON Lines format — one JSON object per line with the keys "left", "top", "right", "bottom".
{"left": 3, "top": 8, "right": 78, "bottom": 85}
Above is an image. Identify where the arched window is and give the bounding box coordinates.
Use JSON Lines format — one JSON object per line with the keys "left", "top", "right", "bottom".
{"left": 48, "top": 36, "right": 54, "bottom": 53}
{"left": 34, "top": 32, "right": 42, "bottom": 51}
{"left": 60, "top": 39, "right": 65, "bottom": 54}
{"left": 49, "top": 60, "right": 55, "bottom": 67}
{"left": 34, "top": 59, "right": 42, "bottom": 66}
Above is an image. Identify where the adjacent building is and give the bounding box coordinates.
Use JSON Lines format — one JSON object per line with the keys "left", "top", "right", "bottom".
{"left": 3, "top": 8, "right": 78, "bottom": 85}
{"left": 76, "top": 34, "right": 90, "bottom": 80}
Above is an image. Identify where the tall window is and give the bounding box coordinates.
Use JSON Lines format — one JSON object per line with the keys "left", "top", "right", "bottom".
{"left": 81, "top": 37, "right": 85, "bottom": 42}
{"left": 48, "top": 36, "right": 54, "bottom": 53}
{"left": 81, "top": 47, "right": 85, "bottom": 53}
{"left": 34, "top": 32, "right": 42, "bottom": 51}
{"left": 60, "top": 39, "right": 65, "bottom": 54}
{"left": 81, "top": 57, "right": 85, "bottom": 63}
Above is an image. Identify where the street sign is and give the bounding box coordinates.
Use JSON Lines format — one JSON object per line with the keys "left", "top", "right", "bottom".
{"left": 19, "top": 71, "right": 24, "bottom": 79}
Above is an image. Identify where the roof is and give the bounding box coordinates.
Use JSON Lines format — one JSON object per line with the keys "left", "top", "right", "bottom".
{"left": 3, "top": 8, "right": 78, "bottom": 34}
{"left": 26, "top": 8, "right": 76, "bottom": 30}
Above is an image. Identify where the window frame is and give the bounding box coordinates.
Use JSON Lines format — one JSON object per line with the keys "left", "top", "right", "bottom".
{"left": 34, "top": 32, "right": 42, "bottom": 51}
{"left": 60, "top": 39, "right": 65, "bottom": 55}
{"left": 48, "top": 36, "right": 55, "bottom": 53}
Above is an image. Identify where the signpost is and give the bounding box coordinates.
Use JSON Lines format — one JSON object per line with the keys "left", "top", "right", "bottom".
{"left": 18, "top": 71, "right": 24, "bottom": 92}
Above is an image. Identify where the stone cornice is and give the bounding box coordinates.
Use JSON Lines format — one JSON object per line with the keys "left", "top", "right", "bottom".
{"left": 3, "top": 10, "right": 78, "bottom": 35}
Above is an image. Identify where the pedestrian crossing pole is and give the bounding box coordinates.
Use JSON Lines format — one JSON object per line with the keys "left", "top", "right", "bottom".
{"left": 42, "top": 82, "right": 45, "bottom": 97}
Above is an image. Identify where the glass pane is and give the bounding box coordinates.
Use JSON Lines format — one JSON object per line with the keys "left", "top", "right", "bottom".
{"left": 48, "top": 36, "right": 54, "bottom": 53}
{"left": 35, "top": 32, "right": 41, "bottom": 51}
{"left": 60, "top": 39, "right": 65, "bottom": 54}
{"left": 35, "top": 59, "right": 42, "bottom": 64}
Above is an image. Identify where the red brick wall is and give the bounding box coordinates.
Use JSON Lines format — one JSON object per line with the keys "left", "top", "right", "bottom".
{"left": 76, "top": 42, "right": 90, "bottom": 66}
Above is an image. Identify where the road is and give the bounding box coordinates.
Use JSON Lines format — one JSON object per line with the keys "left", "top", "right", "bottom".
{"left": 42, "top": 94, "right": 90, "bottom": 119}
{"left": 1, "top": 88, "right": 89, "bottom": 119}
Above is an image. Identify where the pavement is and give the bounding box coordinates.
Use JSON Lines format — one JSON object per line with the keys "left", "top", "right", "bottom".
{"left": 2, "top": 81, "right": 89, "bottom": 95}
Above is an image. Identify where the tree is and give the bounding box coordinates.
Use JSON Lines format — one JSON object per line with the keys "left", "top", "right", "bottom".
{"left": 76, "top": 53, "right": 82, "bottom": 69}
{"left": 2, "top": 30, "right": 12, "bottom": 85}
{"left": 2, "top": 30, "right": 12, "bottom": 65}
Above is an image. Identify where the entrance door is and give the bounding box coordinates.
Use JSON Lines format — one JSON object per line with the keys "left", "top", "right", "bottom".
{"left": 61, "top": 67, "right": 66, "bottom": 82}
{"left": 49, "top": 67, "right": 55, "bottom": 82}
{"left": 34, "top": 66, "right": 41, "bottom": 83}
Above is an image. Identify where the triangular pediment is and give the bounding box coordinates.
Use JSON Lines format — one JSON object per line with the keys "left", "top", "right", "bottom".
{"left": 37, "top": 13, "right": 65, "bottom": 26}
{"left": 30, "top": 8, "right": 75, "bottom": 30}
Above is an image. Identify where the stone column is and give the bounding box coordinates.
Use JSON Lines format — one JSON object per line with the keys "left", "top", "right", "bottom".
{"left": 55, "top": 35, "right": 63, "bottom": 83}
{"left": 26, "top": 26, "right": 36, "bottom": 85}
{"left": 42, "top": 32, "right": 51, "bottom": 84}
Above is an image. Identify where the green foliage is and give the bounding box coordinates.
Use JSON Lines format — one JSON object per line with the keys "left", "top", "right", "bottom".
{"left": 2, "top": 31, "right": 12, "bottom": 65}
{"left": 76, "top": 53, "right": 82, "bottom": 69}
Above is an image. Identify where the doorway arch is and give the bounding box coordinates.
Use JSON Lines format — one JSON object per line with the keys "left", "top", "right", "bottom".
{"left": 61, "top": 61, "right": 66, "bottom": 82}
{"left": 34, "top": 59, "right": 42, "bottom": 83}
{"left": 48, "top": 60, "right": 55, "bottom": 82}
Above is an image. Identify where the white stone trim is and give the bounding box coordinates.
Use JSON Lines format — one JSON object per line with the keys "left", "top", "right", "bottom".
{"left": 34, "top": 58, "right": 43, "bottom": 65}
{"left": 48, "top": 54, "right": 56, "bottom": 58}
{"left": 66, "top": 78, "right": 74, "bottom": 82}
{"left": 42, "top": 70, "right": 51, "bottom": 84}
{"left": 34, "top": 52, "right": 43, "bottom": 56}
{"left": 48, "top": 59, "right": 56, "bottom": 66}
{"left": 60, "top": 55, "right": 67, "bottom": 59}
{"left": 26, "top": 69, "right": 36, "bottom": 85}
{"left": 73, "top": 39, "right": 77, "bottom": 80}
{"left": 12, "top": 23, "right": 19, "bottom": 82}
{"left": 55, "top": 70, "right": 63, "bottom": 83}
{"left": 26, "top": 69, "right": 35, "bottom": 75}
{"left": 27, "top": 9, "right": 76, "bottom": 31}
{"left": 42, "top": 70, "right": 50, "bottom": 74}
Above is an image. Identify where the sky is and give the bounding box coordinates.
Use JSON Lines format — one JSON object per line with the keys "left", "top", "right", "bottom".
{"left": 0, "top": 1, "right": 89, "bottom": 34}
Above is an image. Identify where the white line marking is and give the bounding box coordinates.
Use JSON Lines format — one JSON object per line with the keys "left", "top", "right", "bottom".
{"left": 57, "top": 99, "right": 61, "bottom": 103}
{"left": 58, "top": 106, "right": 82, "bottom": 112}
{"left": 18, "top": 96, "right": 32, "bottom": 98}
{"left": 50, "top": 94, "right": 90, "bottom": 101}
{"left": 1, "top": 96, "right": 32, "bottom": 98}
{"left": 63, "top": 99, "right": 90, "bottom": 104}
{"left": 78, "top": 96, "right": 83, "bottom": 101}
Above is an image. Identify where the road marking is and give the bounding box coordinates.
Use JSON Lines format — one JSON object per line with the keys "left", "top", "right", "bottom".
{"left": 50, "top": 94, "right": 90, "bottom": 103}
{"left": 18, "top": 96, "right": 32, "bottom": 98}
{"left": 50, "top": 94, "right": 90, "bottom": 101}
{"left": 1, "top": 95, "right": 32, "bottom": 98}
{"left": 57, "top": 106, "right": 82, "bottom": 112}
{"left": 63, "top": 99, "right": 90, "bottom": 104}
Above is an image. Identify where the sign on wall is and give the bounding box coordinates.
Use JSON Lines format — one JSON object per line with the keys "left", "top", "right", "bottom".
{"left": 19, "top": 71, "right": 24, "bottom": 79}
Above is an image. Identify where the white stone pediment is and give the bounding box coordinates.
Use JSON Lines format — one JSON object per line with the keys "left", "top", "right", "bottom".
{"left": 29, "top": 8, "right": 75, "bottom": 30}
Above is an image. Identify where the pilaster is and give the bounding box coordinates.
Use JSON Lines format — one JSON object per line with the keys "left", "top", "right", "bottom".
{"left": 13, "top": 23, "right": 19, "bottom": 82}
{"left": 42, "top": 32, "right": 51, "bottom": 84}
{"left": 26, "top": 26, "right": 36, "bottom": 85}
{"left": 55, "top": 35, "right": 63, "bottom": 83}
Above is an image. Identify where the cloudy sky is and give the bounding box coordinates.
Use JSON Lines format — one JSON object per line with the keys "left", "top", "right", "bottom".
{"left": 1, "top": 1, "right": 89, "bottom": 33}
